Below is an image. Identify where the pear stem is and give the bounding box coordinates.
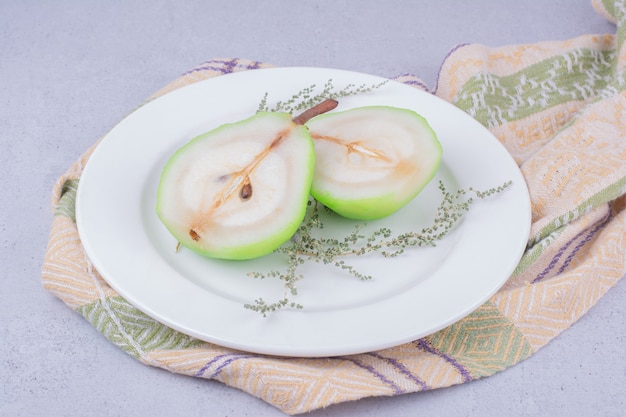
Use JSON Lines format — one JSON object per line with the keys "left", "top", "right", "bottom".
{"left": 292, "top": 98, "right": 338, "bottom": 125}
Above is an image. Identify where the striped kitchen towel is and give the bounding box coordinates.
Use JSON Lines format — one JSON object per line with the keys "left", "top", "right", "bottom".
{"left": 42, "top": 0, "right": 626, "bottom": 414}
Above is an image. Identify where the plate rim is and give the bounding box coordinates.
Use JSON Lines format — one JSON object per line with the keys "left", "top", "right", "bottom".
{"left": 76, "top": 66, "right": 531, "bottom": 357}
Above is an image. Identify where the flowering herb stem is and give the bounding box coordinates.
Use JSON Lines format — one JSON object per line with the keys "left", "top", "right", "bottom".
{"left": 256, "top": 79, "right": 388, "bottom": 114}
{"left": 244, "top": 180, "right": 512, "bottom": 316}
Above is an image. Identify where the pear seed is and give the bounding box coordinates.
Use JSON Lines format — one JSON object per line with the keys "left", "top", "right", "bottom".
{"left": 240, "top": 181, "right": 253, "bottom": 200}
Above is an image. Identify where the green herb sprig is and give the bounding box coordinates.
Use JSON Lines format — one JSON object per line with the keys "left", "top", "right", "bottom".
{"left": 244, "top": 180, "right": 512, "bottom": 316}
{"left": 257, "top": 79, "right": 388, "bottom": 114}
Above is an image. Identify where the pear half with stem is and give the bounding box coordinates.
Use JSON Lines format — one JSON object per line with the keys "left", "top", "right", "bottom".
{"left": 306, "top": 106, "right": 443, "bottom": 220}
{"left": 156, "top": 111, "right": 315, "bottom": 260}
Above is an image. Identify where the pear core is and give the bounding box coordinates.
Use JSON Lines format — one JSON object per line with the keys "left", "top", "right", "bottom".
{"left": 156, "top": 111, "right": 315, "bottom": 260}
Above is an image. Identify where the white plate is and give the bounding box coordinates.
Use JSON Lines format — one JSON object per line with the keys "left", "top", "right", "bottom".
{"left": 76, "top": 67, "right": 531, "bottom": 357}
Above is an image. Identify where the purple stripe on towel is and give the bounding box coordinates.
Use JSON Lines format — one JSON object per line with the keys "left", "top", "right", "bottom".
{"left": 532, "top": 235, "right": 578, "bottom": 283}
{"left": 557, "top": 209, "right": 612, "bottom": 274}
{"left": 434, "top": 43, "right": 471, "bottom": 95}
{"left": 182, "top": 58, "right": 262, "bottom": 77}
{"left": 533, "top": 210, "right": 612, "bottom": 284}
{"left": 339, "top": 356, "right": 405, "bottom": 394}
{"left": 367, "top": 352, "right": 430, "bottom": 390}
{"left": 195, "top": 353, "right": 252, "bottom": 378}
{"left": 394, "top": 73, "right": 432, "bottom": 92}
{"left": 416, "top": 338, "right": 473, "bottom": 383}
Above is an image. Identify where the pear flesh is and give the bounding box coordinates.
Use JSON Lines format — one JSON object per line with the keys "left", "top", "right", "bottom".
{"left": 156, "top": 111, "right": 315, "bottom": 260}
{"left": 306, "top": 106, "right": 442, "bottom": 220}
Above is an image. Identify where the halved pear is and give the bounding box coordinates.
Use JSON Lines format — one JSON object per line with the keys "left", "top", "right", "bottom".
{"left": 306, "top": 106, "right": 442, "bottom": 220}
{"left": 156, "top": 111, "right": 315, "bottom": 260}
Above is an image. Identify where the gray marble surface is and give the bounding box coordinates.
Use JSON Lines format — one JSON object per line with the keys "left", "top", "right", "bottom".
{"left": 2, "top": 1, "right": 625, "bottom": 416}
